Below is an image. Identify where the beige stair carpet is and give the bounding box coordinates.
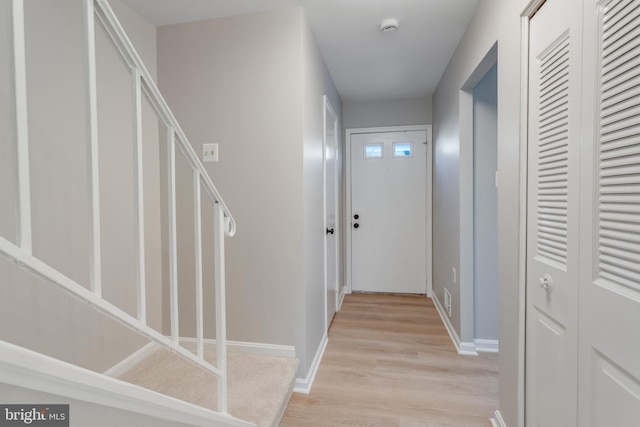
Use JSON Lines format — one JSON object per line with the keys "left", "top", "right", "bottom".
{"left": 118, "top": 348, "right": 298, "bottom": 427}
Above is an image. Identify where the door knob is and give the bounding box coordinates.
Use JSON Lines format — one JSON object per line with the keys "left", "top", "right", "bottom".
{"left": 353, "top": 223, "right": 359, "bottom": 229}
{"left": 326, "top": 228, "right": 335, "bottom": 235}
{"left": 538, "top": 274, "right": 553, "bottom": 293}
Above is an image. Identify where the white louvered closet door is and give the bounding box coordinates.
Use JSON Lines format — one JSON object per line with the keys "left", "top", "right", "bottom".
{"left": 578, "top": 0, "right": 640, "bottom": 425}
{"left": 526, "top": 0, "right": 583, "bottom": 424}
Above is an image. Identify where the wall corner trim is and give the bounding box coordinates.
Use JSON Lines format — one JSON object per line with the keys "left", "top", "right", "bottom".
{"left": 103, "top": 342, "right": 159, "bottom": 377}
{"left": 337, "top": 286, "right": 347, "bottom": 311}
{"left": 294, "top": 333, "right": 328, "bottom": 394}
{"left": 432, "top": 294, "right": 478, "bottom": 356}
{"left": 474, "top": 339, "right": 499, "bottom": 353}
{"left": 490, "top": 410, "right": 507, "bottom": 427}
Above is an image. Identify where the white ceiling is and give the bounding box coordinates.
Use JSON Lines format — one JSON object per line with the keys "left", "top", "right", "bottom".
{"left": 121, "top": 0, "right": 480, "bottom": 102}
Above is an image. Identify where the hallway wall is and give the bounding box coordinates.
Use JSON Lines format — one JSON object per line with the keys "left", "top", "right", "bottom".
{"left": 343, "top": 97, "right": 432, "bottom": 129}
{"left": 157, "top": 6, "right": 342, "bottom": 379}
{"left": 158, "top": 6, "right": 305, "bottom": 369}
{"left": 432, "top": 0, "right": 528, "bottom": 425}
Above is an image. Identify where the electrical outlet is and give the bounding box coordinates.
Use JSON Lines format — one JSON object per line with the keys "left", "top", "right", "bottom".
{"left": 202, "top": 143, "right": 218, "bottom": 163}
{"left": 444, "top": 289, "right": 452, "bottom": 317}
{"left": 452, "top": 267, "right": 457, "bottom": 284}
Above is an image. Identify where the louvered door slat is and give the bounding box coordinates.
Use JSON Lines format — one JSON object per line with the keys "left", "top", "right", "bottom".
{"left": 602, "top": 1, "right": 640, "bottom": 41}
{"left": 600, "top": 101, "right": 640, "bottom": 127}
{"left": 600, "top": 228, "right": 640, "bottom": 243}
{"left": 600, "top": 211, "right": 640, "bottom": 224}
{"left": 600, "top": 126, "right": 640, "bottom": 146}
{"left": 600, "top": 184, "right": 640, "bottom": 194}
{"left": 536, "top": 37, "right": 571, "bottom": 275}
{"left": 601, "top": 238, "right": 640, "bottom": 256}
{"left": 599, "top": 164, "right": 640, "bottom": 177}
{"left": 597, "top": 0, "right": 640, "bottom": 297}
{"left": 596, "top": 0, "right": 640, "bottom": 290}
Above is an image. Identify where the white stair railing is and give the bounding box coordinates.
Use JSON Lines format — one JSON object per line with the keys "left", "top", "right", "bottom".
{"left": 0, "top": 0, "right": 235, "bottom": 416}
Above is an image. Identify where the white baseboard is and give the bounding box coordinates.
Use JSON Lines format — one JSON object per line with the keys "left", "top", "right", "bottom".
{"left": 459, "top": 341, "right": 478, "bottom": 355}
{"left": 179, "top": 337, "right": 296, "bottom": 358}
{"left": 294, "top": 333, "right": 328, "bottom": 394}
{"left": 475, "top": 339, "right": 499, "bottom": 353}
{"left": 490, "top": 410, "right": 507, "bottom": 427}
{"left": 103, "top": 342, "right": 159, "bottom": 377}
{"left": 337, "top": 286, "right": 347, "bottom": 311}
{"left": 431, "top": 294, "right": 478, "bottom": 356}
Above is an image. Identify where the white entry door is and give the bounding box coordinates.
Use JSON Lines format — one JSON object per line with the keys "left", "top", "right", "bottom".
{"left": 324, "top": 96, "right": 339, "bottom": 328}
{"left": 526, "top": 0, "right": 582, "bottom": 424}
{"left": 350, "top": 129, "right": 427, "bottom": 294}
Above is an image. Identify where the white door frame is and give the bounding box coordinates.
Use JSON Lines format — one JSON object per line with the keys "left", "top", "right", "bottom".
{"left": 517, "top": 1, "right": 547, "bottom": 426}
{"left": 459, "top": 44, "right": 498, "bottom": 349}
{"left": 323, "top": 95, "right": 339, "bottom": 332}
{"left": 345, "top": 124, "right": 433, "bottom": 297}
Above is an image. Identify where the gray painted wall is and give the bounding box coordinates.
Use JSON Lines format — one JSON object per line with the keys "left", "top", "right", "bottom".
{"left": 343, "top": 97, "right": 432, "bottom": 129}
{"left": 472, "top": 64, "right": 498, "bottom": 341}
{"left": 157, "top": 6, "right": 342, "bottom": 378}
{"left": 0, "top": 0, "right": 161, "bottom": 372}
{"left": 432, "top": 0, "right": 528, "bottom": 424}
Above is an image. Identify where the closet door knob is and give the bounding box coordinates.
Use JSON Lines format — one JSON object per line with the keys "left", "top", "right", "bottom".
{"left": 538, "top": 274, "right": 553, "bottom": 293}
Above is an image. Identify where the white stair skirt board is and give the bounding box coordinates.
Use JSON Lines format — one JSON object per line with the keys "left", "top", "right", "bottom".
{"left": 431, "top": 295, "right": 478, "bottom": 356}
{"left": 474, "top": 339, "right": 499, "bottom": 353}
{"left": 0, "top": 340, "right": 253, "bottom": 427}
{"left": 490, "top": 410, "right": 507, "bottom": 427}
{"left": 294, "top": 333, "right": 328, "bottom": 394}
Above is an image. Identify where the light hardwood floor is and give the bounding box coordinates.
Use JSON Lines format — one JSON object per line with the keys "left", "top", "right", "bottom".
{"left": 281, "top": 293, "right": 498, "bottom": 427}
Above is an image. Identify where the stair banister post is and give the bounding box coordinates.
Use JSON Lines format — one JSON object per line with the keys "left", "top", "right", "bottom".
{"left": 81, "top": 0, "right": 103, "bottom": 296}
{"left": 214, "top": 202, "right": 228, "bottom": 413}
{"left": 133, "top": 69, "right": 147, "bottom": 323}
{"left": 168, "top": 129, "right": 180, "bottom": 342}
{"left": 12, "top": 0, "right": 33, "bottom": 256}
{"left": 194, "top": 171, "right": 204, "bottom": 359}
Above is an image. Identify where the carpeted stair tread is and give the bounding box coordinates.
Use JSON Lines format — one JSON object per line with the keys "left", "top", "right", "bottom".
{"left": 118, "top": 348, "right": 298, "bottom": 427}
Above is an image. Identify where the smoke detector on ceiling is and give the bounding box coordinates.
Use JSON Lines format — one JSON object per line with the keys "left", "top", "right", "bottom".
{"left": 380, "top": 18, "right": 399, "bottom": 34}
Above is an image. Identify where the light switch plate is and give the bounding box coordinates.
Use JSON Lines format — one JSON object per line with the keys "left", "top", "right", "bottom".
{"left": 202, "top": 143, "right": 218, "bottom": 163}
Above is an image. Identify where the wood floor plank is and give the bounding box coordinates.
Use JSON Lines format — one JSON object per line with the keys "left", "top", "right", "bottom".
{"left": 281, "top": 293, "right": 498, "bottom": 426}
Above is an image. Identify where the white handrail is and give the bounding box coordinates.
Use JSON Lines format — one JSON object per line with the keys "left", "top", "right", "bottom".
{"left": 1, "top": 0, "right": 237, "bottom": 417}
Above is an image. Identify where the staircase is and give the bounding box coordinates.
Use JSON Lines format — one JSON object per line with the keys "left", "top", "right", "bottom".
{"left": 0, "top": 0, "right": 296, "bottom": 425}
{"left": 115, "top": 347, "right": 298, "bottom": 427}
